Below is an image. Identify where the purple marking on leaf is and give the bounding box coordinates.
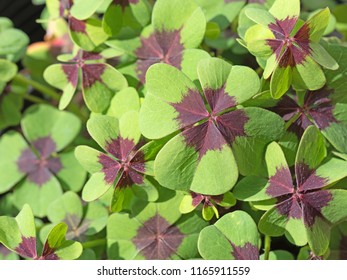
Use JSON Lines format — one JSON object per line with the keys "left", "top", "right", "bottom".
{"left": 295, "top": 162, "right": 328, "bottom": 192}
{"left": 171, "top": 89, "right": 209, "bottom": 129}
{"left": 230, "top": 242, "right": 259, "bottom": 260}
{"left": 305, "top": 88, "right": 338, "bottom": 130}
{"left": 0, "top": 245, "right": 11, "bottom": 257}
{"left": 99, "top": 137, "right": 146, "bottom": 187}
{"left": 69, "top": 17, "right": 87, "bottom": 34}
{"left": 266, "top": 167, "right": 294, "bottom": 198}
{"left": 99, "top": 153, "right": 122, "bottom": 184}
{"left": 132, "top": 214, "right": 184, "bottom": 260}
{"left": 15, "top": 236, "right": 37, "bottom": 259}
{"left": 82, "top": 51, "right": 103, "bottom": 61}
{"left": 267, "top": 17, "right": 311, "bottom": 67}
{"left": 105, "top": 137, "right": 136, "bottom": 161}
{"left": 17, "top": 136, "right": 63, "bottom": 186}
{"left": 59, "top": 0, "right": 73, "bottom": 17}
{"left": 82, "top": 64, "right": 105, "bottom": 89}
{"left": 113, "top": 0, "right": 139, "bottom": 9}
{"left": 271, "top": 87, "right": 338, "bottom": 137}
{"left": 41, "top": 242, "right": 59, "bottom": 260}
{"left": 215, "top": 109, "right": 249, "bottom": 143}
{"left": 182, "top": 121, "right": 228, "bottom": 159}
{"left": 302, "top": 190, "right": 332, "bottom": 227}
{"left": 204, "top": 86, "right": 237, "bottom": 114}
{"left": 62, "top": 64, "right": 79, "bottom": 87}
{"left": 191, "top": 193, "right": 205, "bottom": 207}
{"left": 276, "top": 195, "right": 303, "bottom": 219}
{"left": 135, "top": 30, "right": 184, "bottom": 84}
{"left": 64, "top": 214, "right": 90, "bottom": 240}
{"left": 191, "top": 192, "right": 224, "bottom": 208}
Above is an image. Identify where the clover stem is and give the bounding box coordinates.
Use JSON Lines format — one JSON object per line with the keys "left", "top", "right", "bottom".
{"left": 82, "top": 239, "right": 107, "bottom": 249}
{"left": 13, "top": 74, "right": 88, "bottom": 122}
{"left": 21, "top": 93, "right": 49, "bottom": 104}
{"left": 284, "top": 112, "right": 301, "bottom": 131}
{"left": 264, "top": 235, "right": 271, "bottom": 260}
{"left": 13, "top": 74, "right": 60, "bottom": 101}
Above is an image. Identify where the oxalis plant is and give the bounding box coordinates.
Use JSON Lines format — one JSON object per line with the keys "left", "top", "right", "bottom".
{"left": 0, "top": 0, "right": 347, "bottom": 261}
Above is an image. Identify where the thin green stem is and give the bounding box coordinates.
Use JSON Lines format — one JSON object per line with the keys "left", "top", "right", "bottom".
{"left": 82, "top": 239, "right": 106, "bottom": 249}
{"left": 285, "top": 112, "right": 301, "bottom": 131}
{"left": 264, "top": 235, "right": 271, "bottom": 260}
{"left": 13, "top": 74, "right": 88, "bottom": 122}
{"left": 13, "top": 74, "right": 60, "bottom": 101}
{"left": 21, "top": 94, "right": 49, "bottom": 104}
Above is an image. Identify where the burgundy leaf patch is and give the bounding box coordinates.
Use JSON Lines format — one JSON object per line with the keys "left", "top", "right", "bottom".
{"left": 17, "top": 136, "right": 62, "bottom": 186}
{"left": 40, "top": 242, "right": 59, "bottom": 260}
{"left": 271, "top": 87, "right": 338, "bottom": 136}
{"left": 82, "top": 64, "right": 105, "bottom": 89}
{"left": 191, "top": 192, "right": 223, "bottom": 208}
{"left": 135, "top": 30, "right": 184, "bottom": 84}
{"left": 132, "top": 214, "right": 184, "bottom": 259}
{"left": 231, "top": 242, "right": 259, "bottom": 260}
{"left": 0, "top": 245, "right": 11, "bottom": 257}
{"left": 266, "top": 163, "right": 332, "bottom": 227}
{"left": 266, "top": 17, "right": 311, "bottom": 67}
{"left": 98, "top": 137, "right": 146, "bottom": 188}
{"left": 62, "top": 64, "right": 79, "bottom": 87}
{"left": 69, "top": 17, "right": 87, "bottom": 34}
{"left": 182, "top": 121, "right": 228, "bottom": 159}
{"left": 113, "top": 0, "right": 139, "bottom": 10}
{"left": 15, "top": 236, "right": 37, "bottom": 259}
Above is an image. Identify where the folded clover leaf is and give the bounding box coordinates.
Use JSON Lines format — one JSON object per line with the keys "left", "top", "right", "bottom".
{"left": 234, "top": 126, "right": 347, "bottom": 256}
{"left": 50, "top": 0, "right": 108, "bottom": 51}
{"left": 244, "top": 0, "right": 338, "bottom": 98}
{"left": 179, "top": 191, "right": 236, "bottom": 221}
{"left": 107, "top": 190, "right": 208, "bottom": 259}
{"left": 0, "top": 104, "right": 85, "bottom": 217}
{"left": 102, "top": 0, "right": 151, "bottom": 37}
{"left": 40, "top": 191, "right": 108, "bottom": 242}
{"left": 107, "top": 0, "right": 209, "bottom": 85}
{"left": 140, "top": 57, "right": 284, "bottom": 195}
{"left": 75, "top": 111, "right": 159, "bottom": 212}
{"left": 44, "top": 49, "right": 127, "bottom": 112}
{"left": 0, "top": 204, "right": 82, "bottom": 260}
{"left": 198, "top": 211, "right": 260, "bottom": 260}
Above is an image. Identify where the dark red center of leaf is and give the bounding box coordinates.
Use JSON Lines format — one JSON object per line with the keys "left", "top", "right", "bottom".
{"left": 17, "top": 136, "right": 63, "bottom": 186}
{"left": 113, "top": 0, "right": 139, "bottom": 10}
{"left": 14, "top": 236, "right": 37, "bottom": 259}
{"left": 69, "top": 17, "right": 87, "bottom": 34}
{"left": 98, "top": 137, "right": 145, "bottom": 188}
{"left": 171, "top": 87, "right": 248, "bottom": 159}
{"left": 82, "top": 64, "right": 105, "bottom": 89}
{"left": 191, "top": 192, "right": 223, "bottom": 208}
{"left": 135, "top": 30, "right": 184, "bottom": 84}
{"left": 40, "top": 242, "right": 59, "bottom": 260}
{"left": 0, "top": 245, "right": 11, "bottom": 257}
{"left": 266, "top": 17, "right": 311, "bottom": 68}
{"left": 266, "top": 163, "right": 331, "bottom": 227}
{"left": 132, "top": 214, "right": 184, "bottom": 260}
{"left": 271, "top": 87, "right": 338, "bottom": 136}
{"left": 230, "top": 242, "right": 259, "bottom": 260}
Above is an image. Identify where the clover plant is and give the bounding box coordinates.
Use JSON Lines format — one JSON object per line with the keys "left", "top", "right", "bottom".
{"left": 0, "top": 0, "right": 347, "bottom": 260}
